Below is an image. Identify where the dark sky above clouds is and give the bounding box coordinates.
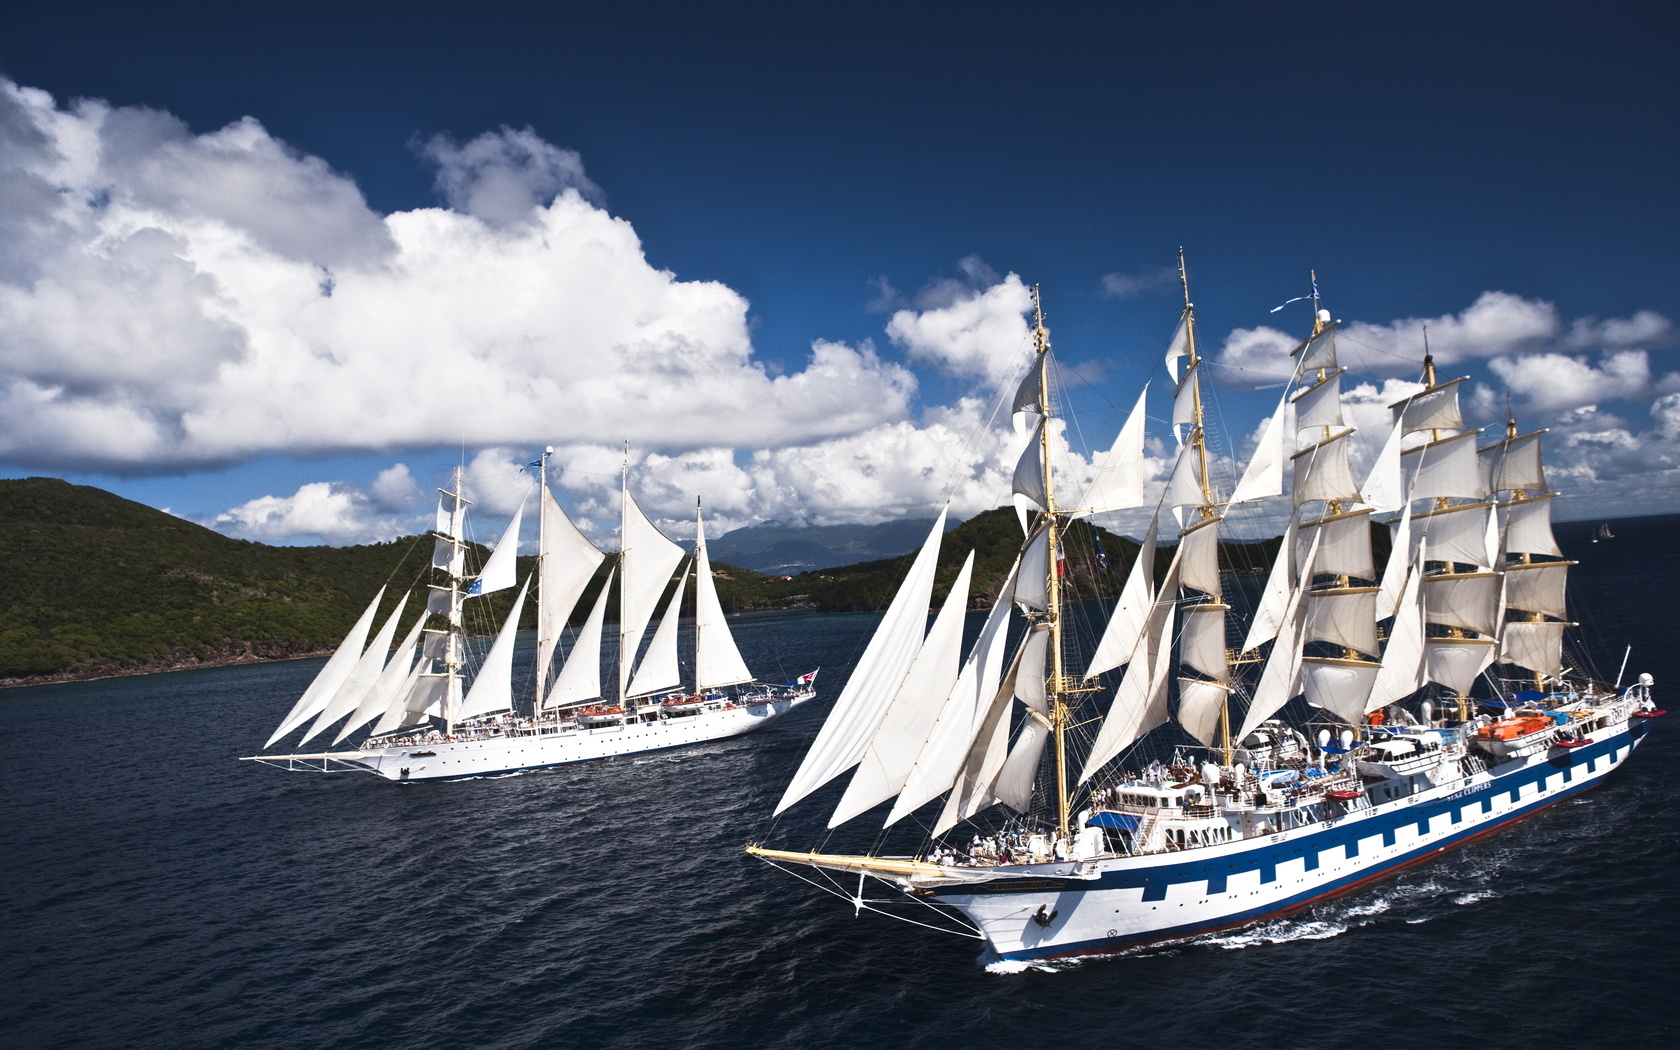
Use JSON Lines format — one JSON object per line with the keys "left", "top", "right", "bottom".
{"left": 1, "top": 1, "right": 1675, "bottom": 541}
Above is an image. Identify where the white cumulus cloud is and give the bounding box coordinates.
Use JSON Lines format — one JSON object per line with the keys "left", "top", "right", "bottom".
{"left": 886, "top": 267, "right": 1034, "bottom": 389}
{"left": 0, "top": 79, "right": 915, "bottom": 473}
{"left": 214, "top": 478, "right": 425, "bottom": 544}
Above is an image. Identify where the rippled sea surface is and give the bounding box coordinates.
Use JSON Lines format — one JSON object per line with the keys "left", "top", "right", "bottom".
{"left": 4, "top": 519, "right": 1678, "bottom": 1049}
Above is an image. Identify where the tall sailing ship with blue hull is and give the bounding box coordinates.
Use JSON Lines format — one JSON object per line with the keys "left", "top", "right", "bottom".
{"left": 246, "top": 455, "right": 814, "bottom": 781}
{"left": 750, "top": 264, "right": 1664, "bottom": 964}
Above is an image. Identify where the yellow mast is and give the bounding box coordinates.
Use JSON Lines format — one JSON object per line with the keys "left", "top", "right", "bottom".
{"left": 1030, "top": 287, "right": 1073, "bottom": 842}
{"left": 1178, "top": 252, "right": 1231, "bottom": 764}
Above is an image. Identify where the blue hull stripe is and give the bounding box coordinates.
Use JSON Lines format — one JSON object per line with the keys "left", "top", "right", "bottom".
{"left": 971, "top": 727, "right": 1642, "bottom": 962}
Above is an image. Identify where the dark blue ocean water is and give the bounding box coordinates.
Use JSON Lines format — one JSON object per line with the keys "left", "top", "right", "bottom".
{"left": 4, "top": 517, "right": 1678, "bottom": 1050}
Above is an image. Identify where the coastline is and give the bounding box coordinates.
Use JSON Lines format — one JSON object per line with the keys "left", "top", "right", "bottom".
{"left": 0, "top": 644, "right": 336, "bottom": 690}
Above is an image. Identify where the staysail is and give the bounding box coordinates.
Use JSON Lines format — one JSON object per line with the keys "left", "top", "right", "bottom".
{"left": 774, "top": 510, "right": 949, "bottom": 814}
{"left": 619, "top": 488, "right": 686, "bottom": 701}
{"left": 265, "top": 587, "right": 386, "bottom": 746}
{"left": 693, "top": 505, "right": 754, "bottom": 690}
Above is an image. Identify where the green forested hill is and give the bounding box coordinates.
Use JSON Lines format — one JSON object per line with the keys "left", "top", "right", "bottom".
{"left": 0, "top": 478, "right": 442, "bottom": 683}
{"left": 1, "top": 478, "right": 1287, "bottom": 686}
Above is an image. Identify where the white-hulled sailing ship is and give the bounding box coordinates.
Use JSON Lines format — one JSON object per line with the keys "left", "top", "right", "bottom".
{"left": 749, "top": 265, "right": 1663, "bottom": 964}
{"left": 245, "top": 454, "right": 815, "bottom": 781}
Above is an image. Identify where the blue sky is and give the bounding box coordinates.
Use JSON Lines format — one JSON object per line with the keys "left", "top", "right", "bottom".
{"left": 1, "top": 1, "right": 1676, "bottom": 545}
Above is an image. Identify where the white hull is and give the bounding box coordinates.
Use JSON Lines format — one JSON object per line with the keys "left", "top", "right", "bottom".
{"left": 932, "top": 714, "right": 1651, "bottom": 962}
{"left": 253, "top": 692, "right": 810, "bottom": 781}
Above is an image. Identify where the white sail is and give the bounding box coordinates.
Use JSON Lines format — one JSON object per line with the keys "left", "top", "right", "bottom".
{"left": 426, "top": 584, "right": 460, "bottom": 625}
{"left": 1012, "top": 358, "right": 1045, "bottom": 417}
{"left": 1234, "top": 531, "right": 1322, "bottom": 743}
{"left": 1375, "top": 503, "right": 1413, "bottom": 619}
{"left": 1292, "top": 369, "right": 1345, "bottom": 431}
{"left": 546, "top": 569, "right": 614, "bottom": 708}
{"left": 1500, "top": 620, "right": 1570, "bottom": 677}
{"left": 990, "top": 719, "right": 1051, "bottom": 814}
{"left": 891, "top": 556, "right": 1021, "bottom": 828}
{"left": 775, "top": 510, "right": 948, "bottom": 815}
{"left": 1502, "top": 495, "right": 1563, "bottom": 558}
{"left": 432, "top": 536, "right": 465, "bottom": 578}
{"left": 1179, "top": 516, "right": 1222, "bottom": 600}
{"left": 435, "top": 489, "right": 467, "bottom": 540}
{"left": 1391, "top": 377, "right": 1467, "bottom": 435}
{"left": 1078, "top": 552, "right": 1183, "bottom": 783}
{"left": 1242, "top": 517, "right": 1296, "bottom": 652}
{"left": 930, "top": 676, "right": 1018, "bottom": 837}
{"left": 368, "top": 662, "right": 432, "bottom": 737}
{"left": 1172, "top": 363, "right": 1201, "bottom": 428}
{"left": 266, "top": 587, "right": 386, "bottom": 746}
{"left": 469, "top": 498, "right": 525, "bottom": 597}
{"left": 1292, "top": 430, "right": 1360, "bottom": 507}
{"left": 1361, "top": 419, "right": 1406, "bottom": 513}
{"left": 1304, "top": 587, "right": 1381, "bottom": 656}
{"left": 1295, "top": 322, "right": 1338, "bottom": 371}
{"left": 618, "top": 490, "right": 686, "bottom": 701}
{"left": 693, "top": 518, "right": 753, "bottom": 690}
{"left": 1401, "top": 431, "right": 1489, "bottom": 503}
{"left": 1013, "top": 627, "right": 1051, "bottom": 713}
{"left": 1015, "top": 525, "right": 1050, "bottom": 612}
{"left": 1301, "top": 657, "right": 1379, "bottom": 724}
{"left": 1297, "top": 509, "right": 1375, "bottom": 582}
{"left": 1426, "top": 636, "right": 1499, "bottom": 695}
{"left": 1365, "top": 547, "right": 1426, "bottom": 712}
{"left": 537, "top": 485, "right": 606, "bottom": 693}
{"left": 1504, "top": 561, "right": 1569, "bottom": 619}
{"left": 1180, "top": 603, "right": 1229, "bottom": 682}
{"left": 1012, "top": 417, "right": 1047, "bottom": 512}
{"left": 1229, "top": 391, "right": 1288, "bottom": 504}
{"left": 1408, "top": 501, "right": 1498, "bottom": 569}
{"left": 1086, "top": 513, "right": 1158, "bottom": 676}
{"left": 301, "top": 593, "right": 408, "bottom": 744}
{"left": 1165, "top": 442, "right": 1207, "bottom": 509}
{"left": 1073, "top": 386, "right": 1149, "bottom": 515}
{"left": 1164, "top": 314, "right": 1190, "bottom": 382}
{"left": 1423, "top": 571, "right": 1503, "bottom": 637}
{"left": 627, "top": 565, "right": 690, "bottom": 698}
{"left": 1480, "top": 431, "right": 1548, "bottom": 494}
{"left": 1176, "top": 678, "right": 1230, "bottom": 748}
{"left": 830, "top": 553, "right": 974, "bottom": 828}
{"left": 456, "top": 574, "right": 532, "bottom": 721}
{"left": 337, "top": 611, "right": 428, "bottom": 743}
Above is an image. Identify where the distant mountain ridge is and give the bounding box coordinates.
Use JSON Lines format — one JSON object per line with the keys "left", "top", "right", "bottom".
{"left": 708, "top": 517, "right": 946, "bottom": 574}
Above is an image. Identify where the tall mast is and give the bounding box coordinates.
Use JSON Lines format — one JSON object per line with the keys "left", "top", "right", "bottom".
{"left": 617, "top": 448, "right": 629, "bottom": 707}
{"left": 534, "top": 447, "right": 551, "bottom": 718}
{"left": 1180, "top": 249, "right": 1215, "bottom": 511}
{"left": 694, "top": 496, "right": 704, "bottom": 693}
{"left": 442, "top": 464, "right": 468, "bottom": 735}
{"left": 1028, "top": 287, "right": 1073, "bottom": 841}
{"left": 1178, "top": 252, "right": 1232, "bottom": 765}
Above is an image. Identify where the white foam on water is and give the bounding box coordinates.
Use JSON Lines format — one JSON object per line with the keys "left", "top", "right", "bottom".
{"left": 1453, "top": 890, "right": 1496, "bottom": 905}
{"left": 1341, "top": 897, "right": 1392, "bottom": 919}
{"left": 1199, "top": 918, "right": 1349, "bottom": 950}
{"left": 979, "top": 947, "right": 1068, "bottom": 974}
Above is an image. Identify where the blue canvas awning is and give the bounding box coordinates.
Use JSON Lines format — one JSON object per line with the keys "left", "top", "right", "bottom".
{"left": 1086, "top": 812, "right": 1140, "bottom": 831}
